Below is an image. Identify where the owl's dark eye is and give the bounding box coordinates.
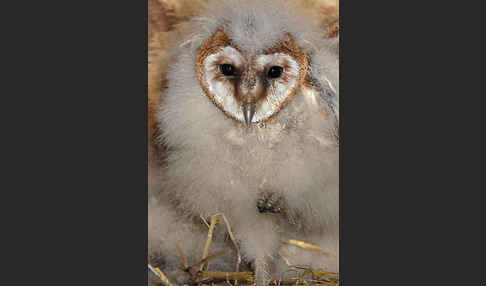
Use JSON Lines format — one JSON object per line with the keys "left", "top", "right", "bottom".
{"left": 267, "top": 66, "right": 283, "bottom": 79}
{"left": 220, "top": 64, "right": 236, "bottom": 76}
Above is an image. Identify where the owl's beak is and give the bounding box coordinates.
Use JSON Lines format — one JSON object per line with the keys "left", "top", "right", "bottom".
{"left": 242, "top": 103, "right": 256, "bottom": 126}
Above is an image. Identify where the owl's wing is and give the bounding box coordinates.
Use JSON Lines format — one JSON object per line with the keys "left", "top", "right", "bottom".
{"left": 301, "top": 0, "right": 339, "bottom": 123}
{"left": 303, "top": 38, "right": 339, "bottom": 141}
{"left": 304, "top": 0, "right": 339, "bottom": 140}
{"left": 301, "top": 84, "right": 339, "bottom": 143}
{"left": 302, "top": 75, "right": 339, "bottom": 136}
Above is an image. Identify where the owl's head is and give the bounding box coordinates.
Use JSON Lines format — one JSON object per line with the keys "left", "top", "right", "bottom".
{"left": 160, "top": 0, "right": 338, "bottom": 141}
{"left": 197, "top": 28, "right": 309, "bottom": 125}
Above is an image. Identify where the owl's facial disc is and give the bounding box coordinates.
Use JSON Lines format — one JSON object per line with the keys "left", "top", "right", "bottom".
{"left": 197, "top": 30, "right": 308, "bottom": 125}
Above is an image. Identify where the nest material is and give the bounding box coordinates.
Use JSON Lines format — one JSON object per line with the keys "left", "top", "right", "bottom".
{"left": 148, "top": 213, "right": 339, "bottom": 286}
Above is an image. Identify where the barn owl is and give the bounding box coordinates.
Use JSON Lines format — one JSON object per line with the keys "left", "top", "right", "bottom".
{"left": 148, "top": 0, "right": 339, "bottom": 285}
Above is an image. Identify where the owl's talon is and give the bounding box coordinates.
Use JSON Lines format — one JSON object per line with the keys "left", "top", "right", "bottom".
{"left": 257, "top": 192, "right": 284, "bottom": 214}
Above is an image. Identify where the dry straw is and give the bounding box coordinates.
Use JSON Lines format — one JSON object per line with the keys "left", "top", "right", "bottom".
{"left": 148, "top": 212, "right": 339, "bottom": 286}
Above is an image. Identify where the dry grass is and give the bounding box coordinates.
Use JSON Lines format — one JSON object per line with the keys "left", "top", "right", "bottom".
{"left": 148, "top": 212, "right": 339, "bottom": 286}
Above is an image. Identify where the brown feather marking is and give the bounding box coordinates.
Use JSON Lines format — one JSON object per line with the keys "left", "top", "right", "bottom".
{"left": 197, "top": 29, "right": 235, "bottom": 111}
{"left": 196, "top": 31, "right": 318, "bottom": 125}
{"left": 262, "top": 34, "right": 309, "bottom": 122}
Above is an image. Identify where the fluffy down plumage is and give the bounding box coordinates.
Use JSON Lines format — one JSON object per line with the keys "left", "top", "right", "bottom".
{"left": 148, "top": 0, "right": 339, "bottom": 284}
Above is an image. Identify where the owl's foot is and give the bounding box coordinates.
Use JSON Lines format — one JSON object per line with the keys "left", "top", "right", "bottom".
{"left": 253, "top": 256, "right": 272, "bottom": 286}
{"left": 257, "top": 192, "right": 284, "bottom": 214}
